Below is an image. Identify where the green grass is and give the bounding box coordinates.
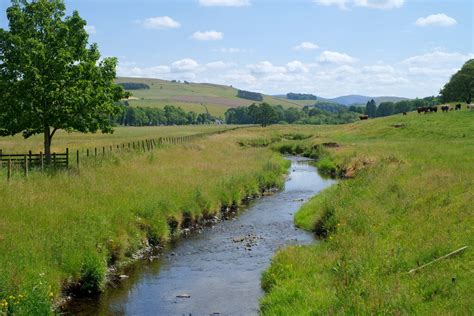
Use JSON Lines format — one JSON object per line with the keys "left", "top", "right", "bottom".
{"left": 116, "top": 77, "right": 303, "bottom": 117}
{"left": 0, "top": 129, "right": 288, "bottom": 314}
{"left": 260, "top": 110, "right": 474, "bottom": 314}
{"left": 0, "top": 125, "right": 228, "bottom": 153}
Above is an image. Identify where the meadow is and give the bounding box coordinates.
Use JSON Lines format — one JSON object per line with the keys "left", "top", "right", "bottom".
{"left": 0, "top": 125, "right": 228, "bottom": 153}
{"left": 0, "top": 110, "right": 473, "bottom": 314}
{"left": 260, "top": 110, "right": 474, "bottom": 314}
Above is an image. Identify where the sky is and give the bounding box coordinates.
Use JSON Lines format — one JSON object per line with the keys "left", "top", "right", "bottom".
{"left": 0, "top": 0, "right": 473, "bottom": 98}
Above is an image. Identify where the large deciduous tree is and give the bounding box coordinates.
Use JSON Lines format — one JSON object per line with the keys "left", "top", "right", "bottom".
{"left": 440, "top": 59, "right": 474, "bottom": 104}
{"left": 365, "top": 99, "right": 377, "bottom": 118}
{"left": 0, "top": 0, "right": 125, "bottom": 162}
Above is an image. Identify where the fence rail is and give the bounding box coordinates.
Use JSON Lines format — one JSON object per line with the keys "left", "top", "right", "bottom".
{"left": 1, "top": 126, "right": 248, "bottom": 181}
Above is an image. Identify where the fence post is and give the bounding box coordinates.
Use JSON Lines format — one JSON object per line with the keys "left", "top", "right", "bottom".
{"left": 95, "top": 147, "right": 97, "bottom": 157}
{"left": 40, "top": 152, "right": 44, "bottom": 171}
{"left": 66, "top": 148, "right": 69, "bottom": 168}
{"left": 24, "top": 154, "right": 28, "bottom": 178}
{"left": 87, "top": 148, "right": 89, "bottom": 157}
{"left": 102, "top": 147, "right": 105, "bottom": 156}
{"left": 0, "top": 149, "right": 2, "bottom": 168}
{"left": 76, "top": 150, "right": 80, "bottom": 168}
{"left": 53, "top": 153, "right": 57, "bottom": 168}
{"left": 7, "top": 159, "right": 12, "bottom": 181}
{"left": 28, "top": 150, "right": 32, "bottom": 167}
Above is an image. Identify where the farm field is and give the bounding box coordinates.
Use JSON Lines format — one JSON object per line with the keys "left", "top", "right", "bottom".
{"left": 115, "top": 77, "right": 304, "bottom": 118}
{"left": 0, "top": 125, "right": 229, "bottom": 153}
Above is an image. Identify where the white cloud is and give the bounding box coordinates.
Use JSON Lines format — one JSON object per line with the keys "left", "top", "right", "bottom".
{"left": 286, "top": 60, "right": 310, "bottom": 73}
{"left": 314, "top": 0, "right": 404, "bottom": 10}
{"left": 213, "top": 47, "right": 252, "bottom": 53}
{"left": 319, "top": 50, "right": 358, "bottom": 64}
{"left": 247, "top": 61, "right": 287, "bottom": 75}
{"left": 206, "top": 61, "right": 235, "bottom": 69}
{"left": 362, "top": 64, "right": 395, "bottom": 74}
{"left": 198, "top": 0, "right": 250, "bottom": 6}
{"left": 84, "top": 25, "right": 96, "bottom": 34}
{"left": 142, "top": 16, "right": 181, "bottom": 29}
{"left": 293, "top": 42, "right": 319, "bottom": 51}
{"left": 313, "top": 0, "right": 348, "bottom": 10}
{"left": 171, "top": 58, "right": 200, "bottom": 72}
{"left": 402, "top": 50, "right": 473, "bottom": 66}
{"left": 353, "top": 0, "right": 404, "bottom": 9}
{"left": 192, "top": 30, "right": 223, "bottom": 41}
{"left": 415, "top": 14, "right": 457, "bottom": 27}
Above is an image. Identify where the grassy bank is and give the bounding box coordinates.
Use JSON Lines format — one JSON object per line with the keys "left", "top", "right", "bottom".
{"left": 0, "top": 130, "right": 287, "bottom": 314}
{"left": 261, "top": 111, "right": 474, "bottom": 314}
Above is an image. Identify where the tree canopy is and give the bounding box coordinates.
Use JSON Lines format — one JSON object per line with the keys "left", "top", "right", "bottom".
{"left": 0, "top": 0, "right": 125, "bottom": 160}
{"left": 366, "top": 99, "right": 377, "bottom": 118}
{"left": 441, "top": 59, "right": 474, "bottom": 104}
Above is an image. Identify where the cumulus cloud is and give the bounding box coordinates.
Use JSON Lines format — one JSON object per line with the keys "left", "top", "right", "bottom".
{"left": 286, "top": 60, "right": 310, "bottom": 73}
{"left": 314, "top": 0, "right": 404, "bottom": 10}
{"left": 401, "top": 50, "right": 473, "bottom": 66}
{"left": 206, "top": 61, "right": 235, "bottom": 69}
{"left": 198, "top": 0, "right": 250, "bottom": 7}
{"left": 192, "top": 31, "right": 224, "bottom": 41}
{"left": 142, "top": 16, "right": 181, "bottom": 29}
{"left": 293, "top": 42, "right": 319, "bottom": 51}
{"left": 313, "top": 0, "right": 348, "bottom": 10}
{"left": 171, "top": 58, "right": 200, "bottom": 72}
{"left": 415, "top": 14, "right": 457, "bottom": 27}
{"left": 84, "top": 25, "right": 96, "bottom": 34}
{"left": 319, "top": 50, "right": 358, "bottom": 64}
{"left": 247, "top": 61, "right": 286, "bottom": 75}
{"left": 353, "top": 0, "right": 404, "bottom": 9}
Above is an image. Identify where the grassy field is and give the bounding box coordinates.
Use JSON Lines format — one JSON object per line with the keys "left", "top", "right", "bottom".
{"left": 0, "top": 125, "right": 228, "bottom": 153}
{"left": 259, "top": 110, "right": 474, "bottom": 314}
{"left": 0, "top": 128, "right": 288, "bottom": 314}
{"left": 115, "top": 77, "right": 303, "bottom": 118}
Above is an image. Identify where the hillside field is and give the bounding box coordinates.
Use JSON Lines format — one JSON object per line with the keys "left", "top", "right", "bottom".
{"left": 116, "top": 77, "right": 304, "bottom": 118}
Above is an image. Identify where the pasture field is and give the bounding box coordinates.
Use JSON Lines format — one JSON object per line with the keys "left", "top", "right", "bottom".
{"left": 0, "top": 125, "right": 228, "bottom": 153}
{"left": 115, "top": 77, "right": 304, "bottom": 117}
{"left": 259, "top": 110, "right": 474, "bottom": 314}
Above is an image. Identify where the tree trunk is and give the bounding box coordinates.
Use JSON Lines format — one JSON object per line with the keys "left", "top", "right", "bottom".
{"left": 44, "top": 126, "right": 52, "bottom": 164}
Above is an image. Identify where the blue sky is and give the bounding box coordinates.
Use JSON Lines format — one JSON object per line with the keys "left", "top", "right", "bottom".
{"left": 1, "top": 0, "right": 473, "bottom": 98}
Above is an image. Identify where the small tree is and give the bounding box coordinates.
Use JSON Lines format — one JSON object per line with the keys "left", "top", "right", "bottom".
{"left": 255, "top": 103, "right": 277, "bottom": 127}
{"left": 366, "top": 99, "right": 377, "bottom": 118}
{"left": 440, "top": 59, "right": 474, "bottom": 104}
{"left": 0, "top": 0, "right": 125, "bottom": 162}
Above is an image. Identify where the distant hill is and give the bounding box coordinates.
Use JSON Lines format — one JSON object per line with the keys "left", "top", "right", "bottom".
{"left": 116, "top": 77, "right": 304, "bottom": 118}
{"left": 274, "top": 94, "right": 409, "bottom": 106}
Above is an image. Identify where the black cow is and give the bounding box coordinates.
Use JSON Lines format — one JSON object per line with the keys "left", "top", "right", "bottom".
{"left": 455, "top": 104, "right": 462, "bottom": 110}
{"left": 359, "top": 115, "right": 369, "bottom": 120}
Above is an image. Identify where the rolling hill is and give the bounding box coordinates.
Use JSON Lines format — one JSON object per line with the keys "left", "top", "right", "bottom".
{"left": 274, "top": 94, "right": 409, "bottom": 106}
{"left": 115, "top": 77, "right": 304, "bottom": 118}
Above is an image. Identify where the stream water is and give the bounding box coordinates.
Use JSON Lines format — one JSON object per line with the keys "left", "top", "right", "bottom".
{"left": 67, "top": 157, "right": 335, "bottom": 315}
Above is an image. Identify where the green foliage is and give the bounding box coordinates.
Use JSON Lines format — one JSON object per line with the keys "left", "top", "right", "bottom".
{"left": 79, "top": 254, "right": 107, "bottom": 294}
{"left": 118, "top": 82, "right": 150, "bottom": 90}
{"left": 286, "top": 92, "right": 317, "bottom": 100}
{"left": 441, "top": 59, "right": 474, "bottom": 104}
{"left": 0, "top": 0, "right": 125, "bottom": 158}
{"left": 366, "top": 99, "right": 377, "bottom": 118}
{"left": 376, "top": 101, "right": 395, "bottom": 117}
{"left": 237, "top": 89, "right": 263, "bottom": 101}
{"left": 315, "top": 157, "right": 337, "bottom": 176}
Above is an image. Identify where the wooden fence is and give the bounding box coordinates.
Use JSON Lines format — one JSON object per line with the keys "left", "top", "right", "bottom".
{"left": 1, "top": 126, "right": 246, "bottom": 181}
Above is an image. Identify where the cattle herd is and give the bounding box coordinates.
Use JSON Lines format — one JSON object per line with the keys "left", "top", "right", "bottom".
{"left": 359, "top": 103, "right": 473, "bottom": 120}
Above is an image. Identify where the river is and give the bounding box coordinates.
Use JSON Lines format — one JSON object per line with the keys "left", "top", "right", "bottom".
{"left": 67, "top": 157, "right": 335, "bottom": 315}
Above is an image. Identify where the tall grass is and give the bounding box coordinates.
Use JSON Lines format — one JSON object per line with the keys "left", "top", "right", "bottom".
{"left": 0, "top": 131, "right": 287, "bottom": 314}
{"left": 260, "top": 111, "right": 474, "bottom": 314}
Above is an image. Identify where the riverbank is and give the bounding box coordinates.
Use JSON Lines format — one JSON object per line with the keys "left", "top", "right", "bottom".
{"left": 0, "top": 130, "right": 287, "bottom": 314}
{"left": 65, "top": 157, "right": 335, "bottom": 315}
{"left": 261, "top": 111, "right": 474, "bottom": 314}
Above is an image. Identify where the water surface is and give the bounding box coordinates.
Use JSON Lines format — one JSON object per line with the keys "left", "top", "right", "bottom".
{"left": 69, "top": 157, "right": 335, "bottom": 315}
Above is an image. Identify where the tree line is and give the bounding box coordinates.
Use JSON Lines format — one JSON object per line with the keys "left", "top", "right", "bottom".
{"left": 114, "top": 104, "right": 216, "bottom": 126}
{"left": 363, "top": 96, "right": 441, "bottom": 118}
{"left": 117, "top": 82, "right": 150, "bottom": 90}
{"left": 225, "top": 103, "right": 360, "bottom": 126}
{"left": 286, "top": 93, "right": 317, "bottom": 100}
{"left": 237, "top": 89, "right": 263, "bottom": 101}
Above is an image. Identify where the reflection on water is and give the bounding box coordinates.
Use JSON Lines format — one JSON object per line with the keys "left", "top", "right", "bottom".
{"left": 67, "top": 157, "right": 335, "bottom": 315}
